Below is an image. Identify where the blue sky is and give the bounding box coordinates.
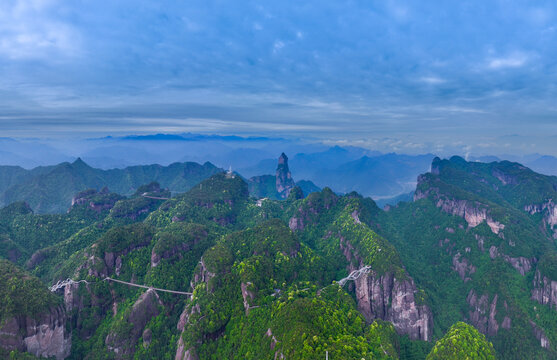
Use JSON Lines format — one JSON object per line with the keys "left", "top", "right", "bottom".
{"left": 1, "top": 0, "right": 557, "bottom": 155}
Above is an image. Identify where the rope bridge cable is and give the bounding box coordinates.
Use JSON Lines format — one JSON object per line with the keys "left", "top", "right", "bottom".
{"left": 103, "top": 277, "right": 192, "bottom": 295}
{"left": 49, "top": 279, "right": 90, "bottom": 292}
{"left": 317, "top": 265, "right": 373, "bottom": 295}
{"left": 49, "top": 277, "right": 192, "bottom": 296}
{"left": 141, "top": 194, "right": 171, "bottom": 200}
{"left": 337, "top": 265, "right": 372, "bottom": 287}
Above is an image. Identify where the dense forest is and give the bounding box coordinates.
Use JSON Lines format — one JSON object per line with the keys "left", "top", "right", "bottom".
{"left": 0, "top": 155, "right": 556, "bottom": 359}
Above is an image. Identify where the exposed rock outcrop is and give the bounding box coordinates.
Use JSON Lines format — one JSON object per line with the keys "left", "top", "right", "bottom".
{"left": 452, "top": 252, "right": 476, "bottom": 282}
{"left": 191, "top": 257, "right": 215, "bottom": 291}
{"left": 466, "top": 290, "right": 502, "bottom": 337}
{"left": 70, "top": 187, "right": 121, "bottom": 213}
{"left": 241, "top": 282, "right": 255, "bottom": 315}
{"left": 353, "top": 270, "right": 433, "bottom": 341}
{"left": 531, "top": 270, "right": 557, "bottom": 311}
{"left": 529, "top": 320, "right": 550, "bottom": 349}
{"left": 175, "top": 342, "right": 198, "bottom": 360}
{"left": 525, "top": 200, "right": 557, "bottom": 237}
{"left": 276, "top": 153, "right": 295, "bottom": 199}
{"left": 175, "top": 258, "right": 214, "bottom": 360}
{"left": 106, "top": 289, "right": 161, "bottom": 358}
{"left": 414, "top": 176, "right": 504, "bottom": 235}
{"left": 488, "top": 246, "right": 534, "bottom": 276}
{"left": 0, "top": 305, "right": 71, "bottom": 360}
{"left": 492, "top": 168, "right": 518, "bottom": 186}
{"left": 288, "top": 189, "right": 338, "bottom": 232}
{"left": 265, "top": 328, "right": 284, "bottom": 359}
{"left": 338, "top": 229, "right": 432, "bottom": 341}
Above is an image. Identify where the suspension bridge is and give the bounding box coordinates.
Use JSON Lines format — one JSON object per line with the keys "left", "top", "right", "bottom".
{"left": 49, "top": 277, "right": 192, "bottom": 295}
{"left": 141, "top": 194, "right": 171, "bottom": 200}
{"left": 50, "top": 265, "right": 371, "bottom": 297}
{"left": 337, "top": 265, "right": 372, "bottom": 286}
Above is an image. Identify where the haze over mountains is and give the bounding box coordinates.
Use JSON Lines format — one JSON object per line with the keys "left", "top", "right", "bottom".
{"left": 0, "top": 154, "right": 556, "bottom": 359}
{"left": 2, "top": 134, "right": 557, "bottom": 213}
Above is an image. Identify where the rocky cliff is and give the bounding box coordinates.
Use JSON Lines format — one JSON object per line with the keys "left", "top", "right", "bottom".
{"left": 105, "top": 289, "right": 161, "bottom": 358}
{"left": 353, "top": 269, "right": 433, "bottom": 341}
{"left": 276, "top": 153, "right": 295, "bottom": 199}
{"left": 525, "top": 200, "right": 557, "bottom": 238}
{"left": 466, "top": 290, "right": 510, "bottom": 337}
{"left": 531, "top": 270, "right": 557, "bottom": 311}
{"left": 414, "top": 181, "right": 504, "bottom": 235}
{"left": 340, "top": 233, "right": 433, "bottom": 341}
{"left": 0, "top": 305, "right": 71, "bottom": 359}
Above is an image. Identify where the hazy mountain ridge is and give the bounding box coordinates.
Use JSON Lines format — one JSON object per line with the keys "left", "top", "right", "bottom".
{"left": 376, "top": 156, "right": 557, "bottom": 359}
{"left": 0, "top": 153, "right": 556, "bottom": 359}
{"left": 0, "top": 160, "right": 221, "bottom": 213}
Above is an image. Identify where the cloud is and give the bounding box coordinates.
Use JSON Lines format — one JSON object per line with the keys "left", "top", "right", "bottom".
{"left": 486, "top": 52, "right": 529, "bottom": 70}
{"left": 527, "top": 8, "right": 552, "bottom": 26}
{"left": 272, "top": 40, "right": 285, "bottom": 53}
{"left": 0, "top": 0, "right": 81, "bottom": 60}
{"left": 419, "top": 76, "right": 446, "bottom": 84}
{"left": 182, "top": 17, "right": 202, "bottom": 32}
{"left": 435, "top": 106, "right": 488, "bottom": 114}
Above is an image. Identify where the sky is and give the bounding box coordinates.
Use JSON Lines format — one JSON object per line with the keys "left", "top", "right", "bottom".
{"left": 1, "top": 0, "right": 557, "bottom": 156}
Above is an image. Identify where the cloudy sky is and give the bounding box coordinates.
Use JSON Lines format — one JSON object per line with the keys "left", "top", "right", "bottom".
{"left": 1, "top": 0, "right": 557, "bottom": 155}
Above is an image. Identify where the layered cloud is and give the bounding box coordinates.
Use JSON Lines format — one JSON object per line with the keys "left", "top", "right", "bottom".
{"left": 0, "top": 0, "right": 556, "bottom": 156}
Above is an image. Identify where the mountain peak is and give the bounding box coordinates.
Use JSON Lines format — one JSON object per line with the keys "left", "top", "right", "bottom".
{"left": 72, "top": 157, "right": 88, "bottom": 167}
{"left": 278, "top": 152, "right": 288, "bottom": 165}
{"left": 276, "top": 153, "right": 295, "bottom": 199}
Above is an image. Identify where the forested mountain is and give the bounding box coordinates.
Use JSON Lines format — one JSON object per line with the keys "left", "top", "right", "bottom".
{"left": 0, "top": 159, "right": 221, "bottom": 214}
{"left": 0, "top": 156, "right": 556, "bottom": 359}
{"left": 0, "top": 154, "right": 320, "bottom": 214}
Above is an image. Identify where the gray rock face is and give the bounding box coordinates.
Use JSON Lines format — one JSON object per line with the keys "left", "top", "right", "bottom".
{"left": 532, "top": 270, "right": 557, "bottom": 311}
{"left": 353, "top": 270, "right": 433, "bottom": 341}
{"left": 488, "top": 246, "right": 534, "bottom": 276}
{"left": 466, "top": 290, "right": 502, "bottom": 337}
{"left": 241, "top": 282, "right": 255, "bottom": 315}
{"left": 492, "top": 168, "right": 518, "bottom": 186}
{"left": 106, "top": 289, "right": 161, "bottom": 358}
{"left": 191, "top": 257, "right": 215, "bottom": 291}
{"left": 525, "top": 200, "right": 557, "bottom": 237}
{"left": 338, "top": 230, "right": 432, "bottom": 341}
{"left": 175, "top": 343, "right": 199, "bottom": 360}
{"left": 175, "top": 258, "right": 214, "bottom": 360}
{"left": 530, "top": 320, "right": 550, "bottom": 349}
{"left": 151, "top": 240, "right": 197, "bottom": 267}
{"left": 0, "top": 305, "right": 71, "bottom": 359}
{"left": 414, "top": 180, "right": 504, "bottom": 235}
{"left": 452, "top": 252, "right": 476, "bottom": 282}
{"left": 275, "top": 153, "right": 295, "bottom": 199}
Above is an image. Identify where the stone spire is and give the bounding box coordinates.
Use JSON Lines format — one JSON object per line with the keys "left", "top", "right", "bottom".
{"left": 276, "top": 153, "right": 295, "bottom": 199}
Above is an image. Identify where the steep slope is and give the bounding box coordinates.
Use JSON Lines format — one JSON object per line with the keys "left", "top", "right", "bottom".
{"left": 3, "top": 159, "right": 557, "bottom": 359}
{"left": 0, "top": 159, "right": 220, "bottom": 213}
{"left": 248, "top": 153, "right": 320, "bottom": 200}
{"left": 0, "top": 260, "right": 70, "bottom": 359}
{"left": 286, "top": 189, "right": 433, "bottom": 341}
{"left": 426, "top": 322, "right": 496, "bottom": 360}
{"left": 375, "top": 156, "right": 557, "bottom": 359}
{"left": 8, "top": 173, "right": 431, "bottom": 359}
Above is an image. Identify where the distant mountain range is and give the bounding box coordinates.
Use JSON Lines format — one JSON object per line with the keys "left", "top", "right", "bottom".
{"left": 0, "top": 154, "right": 321, "bottom": 214}
{"left": 1, "top": 155, "right": 555, "bottom": 359}
{"left": 0, "top": 160, "right": 221, "bottom": 213}
{"left": 239, "top": 146, "right": 434, "bottom": 201}
{"left": 1, "top": 134, "right": 557, "bottom": 213}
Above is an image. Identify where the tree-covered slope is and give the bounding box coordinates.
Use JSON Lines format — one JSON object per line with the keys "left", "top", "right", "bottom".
{"left": 0, "top": 159, "right": 220, "bottom": 213}
{"left": 426, "top": 322, "right": 496, "bottom": 360}
{"left": 374, "top": 157, "right": 557, "bottom": 359}
{"left": 0, "top": 158, "right": 556, "bottom": 359}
